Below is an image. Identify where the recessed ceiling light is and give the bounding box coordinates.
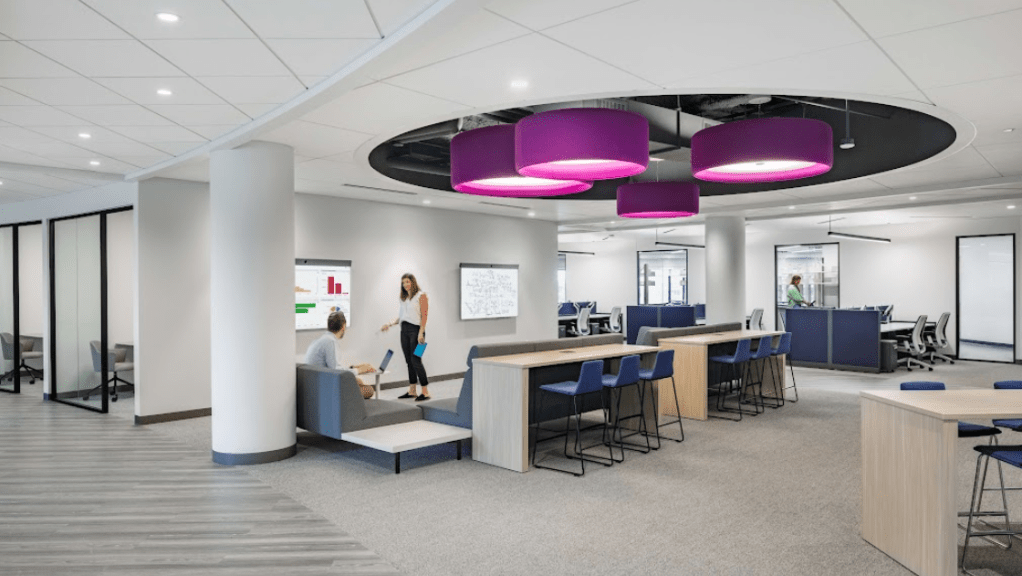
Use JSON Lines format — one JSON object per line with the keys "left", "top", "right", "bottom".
{"left": 0, "top": 181, "right": 3, "bottom": 185}
{"left": 788, "top": 206, "right": 796, "bottom": 210}
{"left": 78, "top": 132, "right": 91, "bottom": 139}
{"left": 422, "top": 199, "right": 431, "bottom": 205}
{"left": 156, "top": 12, "right": 180, "bottom": 23}
{"left": 89, "top": 160, "right": 100, "bottom": 166}
{"left": 1005, "top": 128, "right": 1015, "bottom": 133}
{"left": 649, "top": 157, "right": 665, "bottom": 162}
{"left": 527, "top": 212, "right": 536, "bottom": 217}
{"left": 1009, "top": 205, "right": 1016, "bottom": 210}
{"left": 156, "top": 89, "right": 173, "bottom": 96}
{"left": 510, "top": 79, "right": 528, "bottom": 89}
{"left": 909, "top": 196, "right": 917, "bottom": 200}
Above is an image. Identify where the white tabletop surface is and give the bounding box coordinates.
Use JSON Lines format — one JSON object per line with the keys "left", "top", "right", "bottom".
{"left": 861, "top": 389, "right": 1022, "bottom": 420}
{"left": 341, "top": 420, "right": 471, "bottom": 453}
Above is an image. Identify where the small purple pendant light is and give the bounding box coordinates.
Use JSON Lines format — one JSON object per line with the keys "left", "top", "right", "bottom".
{"left": 450, "top": 124, "right": 591, "bottom": 197}
{"left": 691, "top": 117, "right": 833, "bottom": 183}
{"left": 515, "top": 108, "right": 650, "bottom": 181}
{"left": 617, "top": 181, "right": 700, "bottom": 218}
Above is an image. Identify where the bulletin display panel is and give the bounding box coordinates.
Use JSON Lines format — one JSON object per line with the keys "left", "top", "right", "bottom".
{"left": 460, "top": 263, "right": 519, "bottom": 320}
{"left": 296, "top": 259, "right": 352, "bottom": 331}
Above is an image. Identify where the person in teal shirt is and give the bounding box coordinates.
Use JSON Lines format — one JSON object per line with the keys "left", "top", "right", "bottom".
{"left": 786, "top": 275, "right": 812, "bottom": 307}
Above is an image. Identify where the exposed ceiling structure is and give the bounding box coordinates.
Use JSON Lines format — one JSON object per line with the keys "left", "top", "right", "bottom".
{"left": 1, "top": 0, "right": 1021, "bottom": 228}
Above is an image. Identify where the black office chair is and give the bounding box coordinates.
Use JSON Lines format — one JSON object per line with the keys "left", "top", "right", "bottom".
{"left": 924, "top": 312, "right": 954, "bottom": 364}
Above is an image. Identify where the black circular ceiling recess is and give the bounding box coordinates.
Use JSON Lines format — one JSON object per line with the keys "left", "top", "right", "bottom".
{"left": 368, "top": 94, "right": 956, "bottom": 201}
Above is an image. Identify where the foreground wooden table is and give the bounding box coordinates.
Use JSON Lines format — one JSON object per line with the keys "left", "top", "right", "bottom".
{"left": 659, "top": 330, "right": 786, "bottom": 421}
{"left": 472, "top": 343, "right": 659, "bottom": 472}
{"left": 860, "top": 389, "right": 1022, "bottom": 576}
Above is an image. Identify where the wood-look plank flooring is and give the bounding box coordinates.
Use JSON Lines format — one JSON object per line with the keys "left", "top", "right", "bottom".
{"left": 0, "top": 393, "right": 401, "bottom": 575}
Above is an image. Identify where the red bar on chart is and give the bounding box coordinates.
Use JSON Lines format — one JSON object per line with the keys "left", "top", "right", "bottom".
{"left": 335, "top": 282, "right": 343, "bottom": 295}
{"left": 327, "top": 277, "right": 334, "bottom": 294}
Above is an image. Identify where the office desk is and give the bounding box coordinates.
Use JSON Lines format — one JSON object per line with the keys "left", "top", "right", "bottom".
{"left": 861, "top": 390, "right": 1022, "bottom": 576}
{"left": 557, "top": 313, "right": 610, "bottom": 323}
{"left": 472, "top": 343, "right": 659, "bottom": 472}
{"left": 659, "top": 330, "right": 786, "bottom": 421}
{"left": 880, "top": 321, "right": 936, "bottom": 335}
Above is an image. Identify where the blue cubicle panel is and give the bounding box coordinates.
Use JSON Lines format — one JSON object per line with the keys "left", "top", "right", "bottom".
{"left": 831, "top": 310, "right": 881, "bottom": 368}
{"left": 786, "top": 308, "right": 829, "bottom": 364}
{"left": 694, "top": 304, "right": 706, "bottom": 320}
{"left": 557, "top": 302, "right": 576, "bottom": 316}
{"left": 626, "top": 305, "right": 660, "bottom": 344}
{"left": 660, "top": 305, "right": 696, "bottom": 329}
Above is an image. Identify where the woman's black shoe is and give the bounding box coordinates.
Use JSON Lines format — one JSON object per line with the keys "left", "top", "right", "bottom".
{"left": 415, "top": 395, "right": 430, "bottom": 402}
{"left": 397, "top": 393, "right": 416, "bottom": 399}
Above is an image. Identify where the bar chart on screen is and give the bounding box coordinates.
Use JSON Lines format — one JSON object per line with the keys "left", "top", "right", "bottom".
{"left": 295, "top": 259, "right": 352, "bottom": 330}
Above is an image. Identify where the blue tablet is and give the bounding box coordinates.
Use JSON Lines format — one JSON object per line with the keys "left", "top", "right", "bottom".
{"left": 413, "top": 342, "right": 427, "bottom": 357}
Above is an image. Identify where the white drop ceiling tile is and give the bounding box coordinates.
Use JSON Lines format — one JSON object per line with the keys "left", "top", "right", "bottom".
{"left": 236, "top": 103, "right": 277, "bottom": 117}
{"left": 368, "top": 9, "right": 531, "bottom": 80}
{"left": 24, "top": 40, "right": 183, "bottom": 78}
{"left": 302, "top": 81, "right": 463, "bottom": 134}
{"left": 266, "top": 121, "right": 373, "bottom": 158}
{"left": 684, "top": 42, "right": 916, "bottom": 96}
{"left": 0, "top": 188, "right": 43, "bottom": 202}
{"left": 115, "top": 155, "right": 173, "bottom": 168}
{"left": 146, "top": 104, "right": 250, "bottom": 125}
{"left": 546, "top": 0, "right": 866, "bottom": 86}
{"left": 782, "top": 178, "right": 890, "bottom": 199}
{"left": 265, "top": 39, "right": 376, "bottom": 77}
{"left": 0, "top": 78, "right": 130, "bottom": 106}
{"left": 108, "top": 125, "right": 206, "bottom": 143}
{"left": 916, "top": 146, "right": 995, "bottom": 171}
{"left": 29, "top": 124, "right": 131, "bottom": 143}
{"left": 0, "top": 41, "right": 76, "bottom": 77}
{"left": 0, "top": 106, "right": 87, "bottom": 126}
{"left": 976, "top": 142, "right": 1022, "bottom": 176}
{"left": 77, "top": 140, "right": 166, "bottom": 157}
{"left": 145, "top": 40, "right": 291, "bottom": 77}
{"left": 0, "top": 143, "right": 70, "bottom": 166}
{"left": 0, "top": 172, "right": 82, "bottom": 192}
{"left": 188, "top": 125, "right": 239, "bottom": 140}
{"left": 924, "top": 74, "right": 1022, "bottom": 146}
{"left": 878, "top": 10, "right": 1022, "bottom": 88}
{"left": 365, "top": 0, "right": 435, "bottom": 36}
{"left": 57, "top": 105, "right": 174, "bottom": 126}
{"left": 197, "top": 76, "right": 305, "bottom": 104}
{"left": 95, "top": 77, "right": 225, "bottom": 105}
{"left": 296, "top": 158, "right": 386, "bottom": 185}
{"left": 319, "top": 151, "right": 356, "bottom": 164}
{"left": 145, "top": 141, "right": 200, "bottom": 155}
{"left": 224, "top": 0, "right": 379, "bottom": 39}
{"left": 837, "top": 0, "right": 1022, "bottom": 38}
{"left": 384, "top": 34, "right": 656, "bottom": 109}
{"left": 0, "top": 86, "right": 38, "bottom": 105}
{"left": 81, "top": 0, "right": 253, "bottom": 40}
{"left": 486, "top": 0, "right": 637, "bottom": 31}
{"left": 7, "top": 140, "right": 96, "bottom": 158}
{"left": 0, "top": 177, "right": 68, "bottom": 196}
{"left": 870, "top": 164, "right": 1002, "bottom": 188}
{"left": 702, "top": 191, "right": 802, "bottom": 207}
{"left": 0, "top": 0, "right": 129, "bottom": 40}
{"left": 50, "top": 156, "right": 135, "bottom": 173}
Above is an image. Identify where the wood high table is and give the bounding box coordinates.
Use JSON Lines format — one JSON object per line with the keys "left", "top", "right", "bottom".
{"left": 860, "top": 389, "right": 1022, "bottom": 576}
{"left": 472, "top": 343, "right": 660, "bottom": 473}
{"left": 658, "top": 330, "right": 786, "bottom": 421}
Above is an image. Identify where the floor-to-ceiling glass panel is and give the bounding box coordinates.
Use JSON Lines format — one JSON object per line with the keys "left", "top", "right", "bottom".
{"left": 18, "top": 224, "right": 44, "bottom": 390}
{"left": 775, "top": 244, "right": 840, "bottom": 308}
{"left": 958, "top": 235, "right": 1015, "bottom": 362}
{"left": 0, "top": 227, "right": 17, "bottom": 393}
{"left": 638, "top": 250, "right": 688, "bottom": 304}
{"left": 53, "top": 215, "right": 105, "bottom": 410}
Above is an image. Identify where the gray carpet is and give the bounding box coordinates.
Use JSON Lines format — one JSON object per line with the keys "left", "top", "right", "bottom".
{"left": 131, "top": 361, "right": 1022, "bottom": 576}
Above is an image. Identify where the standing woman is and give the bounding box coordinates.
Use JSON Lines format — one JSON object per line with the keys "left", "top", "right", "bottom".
{"left": 381, "top": 273, "right": 430, "bottom": 400}
{"left": 786, "top": 275, "right": 810, "bottom": 308}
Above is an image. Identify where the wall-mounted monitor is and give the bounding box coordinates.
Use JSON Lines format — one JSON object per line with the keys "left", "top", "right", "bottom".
{"left": 295, "top": 259, "right": 351, "bottom": 331}
{"left": 460, "top": 263, "right": 519, "bottom": 320}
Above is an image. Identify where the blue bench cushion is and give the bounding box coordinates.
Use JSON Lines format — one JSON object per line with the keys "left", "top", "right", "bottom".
{"left": 958, "top": 422, "right": 1001, "bottom": 437}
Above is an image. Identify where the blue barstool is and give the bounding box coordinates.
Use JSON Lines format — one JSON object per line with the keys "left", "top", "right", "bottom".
{"left": 961, "top": 445, "right": 1022, "bottom": 575}
{"left": 709, "top": 338, "right": 754, "bottom": 421}
{"left": 901, "top": 382, "right": 1011, "bottom": 541}
{"left": 531, "top": 359, "right": 612, "bottom": 476}
{"left": 993, "top": 381, "right": 1022, "bottom": 431}
{"left": 770, "top": 332, "right": 798, "bottom": 403}
{"left": 601, "top": 354, "right": 648, "bottom": 462}
{"left": 748, "top": 336, "right": 778, "bottom": 409}
{"left": 639, "top": 349, "right": 684, "bottom": 447}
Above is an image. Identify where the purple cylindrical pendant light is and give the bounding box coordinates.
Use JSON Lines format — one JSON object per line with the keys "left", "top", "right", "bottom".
{"left": 691, "top": 118, "right": 833, "bottom": 183}
{"left": 515, "top": 108, "right": 649, "bottom": 180}
{"left": 450, "top": 125, "right": 591, "bottom": 197}
{"left": 617, "top": 181, "right": 700, "bottom": 218}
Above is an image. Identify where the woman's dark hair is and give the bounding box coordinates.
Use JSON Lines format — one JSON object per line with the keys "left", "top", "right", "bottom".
{"left": 790, "top": 275, "right": 802, "bottom": 284}
{"left": 400, "top": 273, "right": 421, "bottom": 302}
{"left": 327, "top": 311, "right": 347, "bottom": 333}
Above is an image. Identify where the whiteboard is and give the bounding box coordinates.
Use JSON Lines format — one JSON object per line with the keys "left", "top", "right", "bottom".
{"left": 460, "top": 264, "right": 519, "bottom": 320}
{"left": 295, "top": 259, "right": 351, "bottom": 330}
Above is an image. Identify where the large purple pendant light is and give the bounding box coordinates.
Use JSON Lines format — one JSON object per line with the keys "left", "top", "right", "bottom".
{"left": 617, "top": 181, "right": 699, "bottom": 218}
{"left": 515, "top": 108, "right": 650, "bottom": 180}
{"left": 691, "top": 118, "right": 833, "bottom": 183}
{"left": 450, "top": 124, "right": 591, "bottom": 196}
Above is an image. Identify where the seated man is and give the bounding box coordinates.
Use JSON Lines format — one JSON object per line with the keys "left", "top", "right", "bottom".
{"left": 305, "top": 311, "right": 377, "bottom": 398}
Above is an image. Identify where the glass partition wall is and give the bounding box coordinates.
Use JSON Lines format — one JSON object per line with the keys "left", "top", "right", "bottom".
{"left": 50, "top": 209, "right": 127, "bottom": 413}
{"left": 775, "top": 244, "right": 840, "bottom": 308}
{"left": 957, "top": 234, "right": 1016, "bottom": 362}
{"left": 0, "top": 222, "right": 43, "bottom": 394}
{"left": 0, "top": 226, "right": 16, "bottom": 393}
{"left": 637, "top": 250, "right": 688, "bottom": 305}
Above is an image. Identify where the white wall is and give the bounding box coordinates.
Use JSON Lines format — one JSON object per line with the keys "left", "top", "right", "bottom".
{"left": 745, "top": 217, "right": 1022, "bottom": 358}
{"left": 18, "top": 224, "right": 44, "bottom": 335}
{"left": 106, "top": 210, "right": 134, "bottom": 354}
{"left": 135, "top": 178, "right": 211, "bottom": 418}
{"left": 295, "top": 194, "right": 558, "bottom": 382}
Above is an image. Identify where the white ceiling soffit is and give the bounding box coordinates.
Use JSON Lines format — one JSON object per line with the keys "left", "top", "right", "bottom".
{"left": 126, "top": 0, "right": 492, "bottom": 181}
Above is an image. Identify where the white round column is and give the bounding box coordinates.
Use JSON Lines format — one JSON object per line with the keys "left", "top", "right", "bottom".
{"left": 705, "top": 215, "right": 746, "bottom": 325}
{"left": 210, "top": 141, "right": 296, "bottom": 465}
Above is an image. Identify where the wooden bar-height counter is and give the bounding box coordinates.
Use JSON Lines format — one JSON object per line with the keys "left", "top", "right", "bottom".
{"left": 860, "top": 390, "right": 1022, "bottom": 576}
{"left": 471, "top": 343, "right": 660, "bottom": 473}
{"left": 657, "top": 330, "right": 787, "bottom": 421}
